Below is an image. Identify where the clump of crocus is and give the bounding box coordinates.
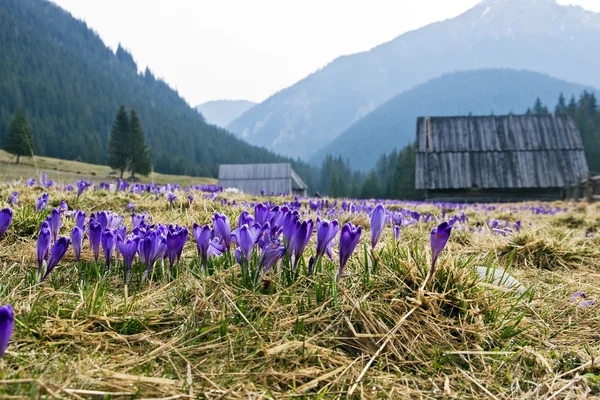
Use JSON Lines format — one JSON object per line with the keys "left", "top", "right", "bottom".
{"left": 0, "top": 208, "right": 13, "bottom": 238}
{"left": 338, "top": 223, "right": 362, "bottom": 280}
{"left": 126, "top": 202, "right": 135, "bottom": 211}
{"left": 71, "top": 226, "right": 83, "bottom": 262}
{"left": 0, "top": 304, "right": 14, "bottom": 359}
{"left": 427, "top": 222, "right": 452, "bottom": 283}
{"left": 167, "top": 193, "right": 177, "bottom": 206}
{"left": 193, "top": 223, "right": 223, "bottom": 270}
{"left": 41, "top": 237, "right": 70, "bottom": 282}
{"left": 37, "top": 221, "right": 51, "bottom": 274}
{"left": 370, "top": 204, "right": 386, "bottom": 249}
{"left": 571, "top": 291, "right": 596, "bottom": 307}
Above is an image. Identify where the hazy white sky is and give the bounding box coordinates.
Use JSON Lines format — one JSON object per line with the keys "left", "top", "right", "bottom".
{"left": 50, "top": 0, "right": 599, "bottom": 106}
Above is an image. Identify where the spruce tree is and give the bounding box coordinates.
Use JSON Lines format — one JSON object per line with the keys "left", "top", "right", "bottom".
{"left": 128, "top": 108, "right": 151, "bottom": 177}
{"left": 3, "top": 109, "right": 34, "bottom": 164}
{"left": 532, "top": 98, "right": 549, "bottom": 115}
{"left": 555, "top": 93, "right": 567, "bottom": 115}
{"left": 108, "top": 106, "right": 130, "bottom": 178}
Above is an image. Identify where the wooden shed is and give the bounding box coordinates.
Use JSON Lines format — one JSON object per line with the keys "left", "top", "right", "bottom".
{"left": 415, "top": 114, "right": 589, "bottom": 202}
{"left": 218, "top": 163, "right": 308, "bottom": 196}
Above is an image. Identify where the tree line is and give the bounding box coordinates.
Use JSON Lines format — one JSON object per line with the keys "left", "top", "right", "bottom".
{"left": 314, "top": 91, "right": 600, "bottom": 200}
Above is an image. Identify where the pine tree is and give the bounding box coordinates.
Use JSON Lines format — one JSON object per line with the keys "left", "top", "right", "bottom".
{"left": 128, "top": 108, "right": 152, "bottom": 177}
{"left": 108, "top": 106, "right": 130, "bottom": 179}
{"left": 3, "top": 109, "right": 34, "bottom": 164}
{"left": 555, "top": 93, "right": 567, "bottom": 115}
{"left": 360, "top": 172, "right": 381, "bottom": 199}
{"left": 532, "top": 98, "right": 549, "bottom": 115}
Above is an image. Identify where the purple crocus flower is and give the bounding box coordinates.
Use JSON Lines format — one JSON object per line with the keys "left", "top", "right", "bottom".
{"left": 87, "top": 220, "right": 102, "bottom": 262}
{"left": 429, "top": 222, "right": 452, "bottom": 279}
{"left": 238, "top": 210, "right": 254, "bottom": 228}
{"left": 71, "top": 226, "right": 83, "bottom": 262}
{"left": 571, "top": 291, "right": 597, "bottom": 307}
{"left": 0, "top": 305, "right": 14, "bottom": 359}
{"left": 235, "top": 224, "right": 261, "bottom": 261}
{"left": 291, "top": 219, "right": 313, "bottom": 271}
{"left": 213, "top": 213, "right": 232, "bottom": 251}
{"left": 76, "top": 180, "right": 90, "bottom": 199}
{"left": 193, "top": 223, "right": 211, "bottom": 268}
{"left": 41, "top": 237, "right": 70, "bottom": 282}
{"left": 315, "top": 219, "right": 339, "bottom": 260}
{"left": 126, "top": 202, "right": 136, "bottom": 211}
{"left": 36, "top": 193, "right": 49, "bottom": 212}
{"left": 140, "top": 230, "right": 167, "bottom": 274}
{"left": 167, "top": 193, "right": 177, "bottom": 205}
{"left": 187, "top": 194, "right": 194, "bottom": 205}
{"left": 60, "top": 201, "right": 68, "bottom": 213}
{"left": 8, "top": 192, "right": 18, "bottom": 205}
{"left": 118, "top": 234, "right": 140, "bottom": 283}
{"left": 259, "top": 240, "right": 286, "bottom": 275}
{"left": 0, "top": 208, "right": 13, "bottom": 238}
{"left": 49, "top": 208, "right": 62, "bottom": 243}
{"left": 338, "top": 223, "right": 362, "bottom": 280}
{"left": 370, "top": 204, "right": 386, "bottom": 249}
{"left": 75, "top": 211, "right": 86, "bottom": 230}
{"left": 101, "top": 229, "right": 117, "bottom": 270}
{"left": 166, "top": 226, "right": 188, "bottom": 269}
{"left": 37, "top": 221, "right": 51, "bottom": 274}
{"left": 254, "top": 203, "right": 270, "bottom": 226}
{"left": 393, "top": 225, "right": 401, "bottom": 241}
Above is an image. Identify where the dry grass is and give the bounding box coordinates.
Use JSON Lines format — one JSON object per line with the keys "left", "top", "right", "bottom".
{"left": 0, "top": 150, "right": 217, "bottom": 186}
{"left": 1, "top": 185, "right": 600, "bottom": 399}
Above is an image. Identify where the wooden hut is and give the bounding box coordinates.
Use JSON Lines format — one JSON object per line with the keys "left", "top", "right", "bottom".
{"left": 415, "top": 114, "right": 589, "bottom": 202}
{"left": 218, "top": 163, "right": 308, "bottom": 196}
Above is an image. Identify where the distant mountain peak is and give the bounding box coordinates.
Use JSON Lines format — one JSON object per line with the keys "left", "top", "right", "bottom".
{"left": 227, "top": 0, "right": 600, "bottom": 161}
{"left": 196, "top": 100, "right": 256, "bottom": 127}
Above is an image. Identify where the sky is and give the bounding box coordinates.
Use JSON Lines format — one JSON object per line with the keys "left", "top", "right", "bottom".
{"left": 50, "top": 0, "right": 600, "bottom": 106}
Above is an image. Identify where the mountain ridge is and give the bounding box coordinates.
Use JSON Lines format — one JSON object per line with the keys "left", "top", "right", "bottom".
{"left": 227, "top": 0, "right": 600, "bottom": 161}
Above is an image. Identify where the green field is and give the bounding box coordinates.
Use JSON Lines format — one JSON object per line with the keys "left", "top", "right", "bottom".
{"left": 0, "top": 150, "right": 217, "bottom": 186}
{"left": 0, "top": 183, "right": 599, "bottom": 398}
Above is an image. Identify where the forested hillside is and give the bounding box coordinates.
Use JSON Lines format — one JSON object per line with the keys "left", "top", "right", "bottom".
{"left": 0, "top": 0, "right": 291, "bottom": 177}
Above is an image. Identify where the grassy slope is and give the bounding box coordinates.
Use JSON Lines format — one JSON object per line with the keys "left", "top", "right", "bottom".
{"left": 0, "top": 185, "right": 599, "bottom": 398}
{"left": 0, "top": 150, "right": 217, "bottom": 186}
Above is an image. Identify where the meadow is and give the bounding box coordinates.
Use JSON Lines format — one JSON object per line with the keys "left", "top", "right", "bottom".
{"left": 0, "top": 176, "right": 599, "bottom": 399}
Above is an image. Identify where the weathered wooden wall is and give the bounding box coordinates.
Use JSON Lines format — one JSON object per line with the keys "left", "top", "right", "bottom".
{"left": 218, "top": 163, "right": 307, "bottom": 195}
{"left": 415, "top": 114, "right": 589, "bottom": 191}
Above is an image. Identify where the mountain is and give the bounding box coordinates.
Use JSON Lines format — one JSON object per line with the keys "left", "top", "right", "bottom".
{"left": 227, "top": 0, "right": 600, "bottom": 160}
{"left": 196, "top": 100, "right": 256, "bottom": 127}
{"left": 310, "top": 69, "right": 598, "bottom": 170}
{"left": 0, "top": 0, "right": 290, "bottom": 177}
